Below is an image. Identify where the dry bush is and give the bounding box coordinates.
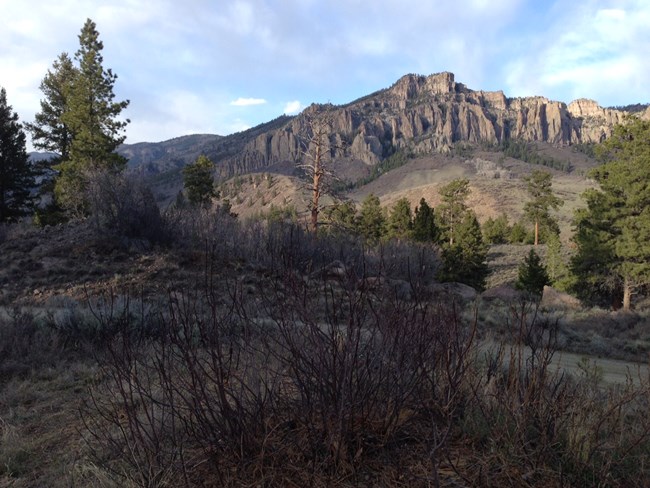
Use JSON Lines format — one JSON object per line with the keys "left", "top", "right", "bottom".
{"left": 0, "top": 308, "right": 63, "bottom": 379}
{"left": 461, "top": 302, "right": 650, "bottom": 486}
{"left": 78, "top": 224, "right": 650, "bottom": 487}
{"left": 85, "top": 169, "right": 169, "bottom": 246}
{"left": 80, "top": 245, "right": 471, "bottom": 486}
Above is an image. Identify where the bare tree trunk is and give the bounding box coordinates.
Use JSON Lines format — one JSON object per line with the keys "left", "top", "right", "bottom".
{"left": 623, "top": 276, "right": 632, "bottom": 311}
{"left": 310, "top": 143, "right": 322, "bottom": 233}
{"left": 534, "top": 219, "right": 539, "bottom": 246}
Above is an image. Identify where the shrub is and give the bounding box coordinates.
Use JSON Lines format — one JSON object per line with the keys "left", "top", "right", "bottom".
{"left": 84, "top": 169, "right": 168, "bottom": 245}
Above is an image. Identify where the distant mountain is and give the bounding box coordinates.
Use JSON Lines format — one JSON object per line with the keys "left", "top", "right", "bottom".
{"left": 28, "top": 151, "right": 58, "bottom": 162}
{"left": 118, "top": 115, "right": 293, "bottom": 176}
{"left": 216, "top": 72, "right": 638, "bottom": 181}
{"left": 120, "top": 72, "right": 648, "bottom": 184}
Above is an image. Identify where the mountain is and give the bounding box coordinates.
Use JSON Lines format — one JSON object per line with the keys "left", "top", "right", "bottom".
{"left": 118, "top": 115, "right": 293, "bottom": 176}
{"left": 122, "top": 72, "right": 647, "bottom": 184}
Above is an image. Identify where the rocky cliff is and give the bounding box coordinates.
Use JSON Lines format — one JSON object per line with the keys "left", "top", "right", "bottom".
{"left": 121, "top": 73, "right": 642, "bottom": 180}
{"left": 218, "top": 72, "right": 631, "bottom": 179}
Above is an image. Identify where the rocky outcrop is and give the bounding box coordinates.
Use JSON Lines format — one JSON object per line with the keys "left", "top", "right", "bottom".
{"left": 213, "top": 72, "right": 634, "bottom": 178}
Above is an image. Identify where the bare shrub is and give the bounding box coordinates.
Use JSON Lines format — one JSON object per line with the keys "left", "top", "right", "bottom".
{"left": 81, "top": 250, "right": 475, "bottom": 485}
{"left": 0, "top": 308, "right": 62, "bottom": 378}
{"left": 462, "top": 302, "right": 650, "bottom": 486}
{"left": 79, "top": 224, "right": 650, "bottom": 486}
{"left": 84, "top": 169, "right": 168, "bottom": 245}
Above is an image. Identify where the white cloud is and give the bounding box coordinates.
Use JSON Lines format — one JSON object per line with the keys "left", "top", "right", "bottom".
{"left": 283, "top": 101, "right": 303, "bottom": 115}
{"left": 230, "top": 97, "right": 267, "bottom": 106}
{"left": 505, "top": 1, "right": 650, "bottom": 105}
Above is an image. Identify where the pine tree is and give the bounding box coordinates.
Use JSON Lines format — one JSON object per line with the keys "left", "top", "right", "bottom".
{"left": 438, "top": 178, "right": 470, "bottom": 245}
{"left": 0, "top": 88, "right": 35, "bottom": 222}
{"left": 545, "top": 233, "right": 568, "bottom": 287}
{"left": 516, "top": 249, "right": 550, "bottom": 297}
{"left": 182, "top": 155, "right": 216, "bottom": 206}
{"left": 357, "top": 194, "right": 386, "bottom": 243}
{"left": 482, "top": 214, "right": 510, "bottom": 244}
{"left": 24, "top": 52, "right": 77, "bottom": 161}
{"left": 412, "top": 198, "right": 438, "bottom": 242}
{"left": 386, "top": 197, "right": 412, "bottom": 240}
{"left": 571, "top": 117, "right": 650, "bottom": 310}
{"left": 325, "top": 201, "right": 357, "bottom": 234}
{"left": 438, "top": 212, "right": 489, "bottom": 290}
{"left": 523, "top": 169, "right": 563, "bottom": 246}
{"left": 55, "top": 19, "right": 130, "bottom": 214}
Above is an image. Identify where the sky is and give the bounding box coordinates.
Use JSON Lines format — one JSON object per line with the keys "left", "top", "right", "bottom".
{"left": 2, "top": 0, "right": 649, "bottom": 149}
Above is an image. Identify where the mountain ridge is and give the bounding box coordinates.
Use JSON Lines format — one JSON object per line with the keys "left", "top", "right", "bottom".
{"left": 118, "top": 72, "right": 648, "bottom": 181}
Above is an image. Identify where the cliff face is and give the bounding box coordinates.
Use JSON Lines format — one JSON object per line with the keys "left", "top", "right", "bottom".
{"left": 217, "top": 72, "right": 632, "bottom": 178}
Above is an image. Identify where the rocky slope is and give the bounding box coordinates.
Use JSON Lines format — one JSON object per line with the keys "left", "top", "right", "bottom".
{"left": 218, "top": 72, "right": 634, "bottom": 179}
{"left": 122, "top": 72, "right": 645, "bottom": 182}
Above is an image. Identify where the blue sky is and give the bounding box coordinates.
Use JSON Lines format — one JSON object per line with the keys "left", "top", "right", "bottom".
{"left": 2, "top": 0, "right": 649, "bottom": 148}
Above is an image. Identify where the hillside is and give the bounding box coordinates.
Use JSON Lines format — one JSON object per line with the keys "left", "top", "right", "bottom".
{"left": 119, "top": 71, "right": 649, "bottom": 219}
{"left": 126, "top": 72, "right": 645, "bottom": 184}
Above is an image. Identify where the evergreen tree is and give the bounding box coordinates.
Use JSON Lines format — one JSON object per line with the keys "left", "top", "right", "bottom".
{"left": 571, "top": 117, "right": 650, "bottom": 310}
{"left": 325, "top": 200, "right": 357, "bottom": 234}
{"left": 482, "top": 214, "right": 510, "bottom": 244}
{"left": 516, "top": 249, "right": 550, "bottom": 297}
{"left": 183, "top": 155, "right": 216, "bottom": 206}
{"left": 438, "top": 212, "right": 489, "bottom": 290}
{"left": 386, "top": 197, "right": 412, "bottom": 240}
{"left": 25, "top": 52, "right": 77, "bottom": 161}
{"left": 438, "top": 178, "right": 470, "bottom": 245}
{"left": 357, "top": 193, "right": 386, "bottom": 243}
{"left": 55, "top": 19, "right": 130, "bottom": 214}
{"left": 412, "top": 197, "right": 438, "bottom": 242}
{"left": 545, "top": 233, "right": 568, "bottom": 288}
{"left": 523, "top": 169, "right": 563, "bottom": 246}
{"left": 0, "top": 88, "right": 35, "bottom": 222}
{"left": 509, "top": 220, "right": 529, "bottom": 243}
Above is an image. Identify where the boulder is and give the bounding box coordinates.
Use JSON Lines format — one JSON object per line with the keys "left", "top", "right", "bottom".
{"left": 481, "top": 284, "right": 523, "bottom": 303}
{"left": 540, "top": 285, "right": 582, "bottom": 310}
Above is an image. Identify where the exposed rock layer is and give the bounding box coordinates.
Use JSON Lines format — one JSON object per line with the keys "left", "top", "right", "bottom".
{"left": 219, "top": 72, "right": 630, "bottom": 177}
{"left": 118, "top": 73, "right": 643, "bottom": 179}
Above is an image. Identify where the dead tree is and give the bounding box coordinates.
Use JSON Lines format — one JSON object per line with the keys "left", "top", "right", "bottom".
{"left": 298, "top": 106, "right": 342, "bottom": 233}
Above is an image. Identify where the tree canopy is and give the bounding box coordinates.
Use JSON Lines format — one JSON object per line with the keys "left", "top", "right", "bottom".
{"left": 438, "top": 211, "right": 489, "bottom": 291}
{"left": 523, "top": 169, "right": 563, "bottom": 246}
{"left": 438, "top": 178, "right": 470, "bottom": 245}
{"left": 30, "top": 19, "right": 130, "bottom": 215}
{"left": 386, "top": 197, "right": 413, "bottom": 240}
{"left": 0, "top": 88, "right": 35, "bottom": 222}
{"left": 183, "top": 155, "right": 216, "bottom": 206}
{"left": 357, "top": 194, "right": 386, "bottom": 243}
{"left": 24, "top": 52, "right": 77, "bottom": 162}
{"left": 516, "top": 249, "right": 550, "bottom": 297}
{"left": 571, "top": 117, "right": 650, "bottom": 310}
{"left": 412, "top": 198, "right": 438, "bottom": 243}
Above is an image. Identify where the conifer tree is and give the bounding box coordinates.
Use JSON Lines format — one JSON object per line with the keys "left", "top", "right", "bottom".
{"left": 438, "top": 212, "right": 489, "bottom": 290}
{"left": 386, "top": 197, "right": 413, "bottom": 240}
{"left": 523, "top": 169, "right": 563, "bottom": 246}
{"left": 182, "top": 155, "right": 216, "bottom": 206}
{"left": 0, "top": 88, "right": 34, "bottom": 222}
{"left": 55, "top": 19, "right": 130, "bottom": 214}
{"left": 482, "top": 214, "right": 510, "bottom": 244}
{"left": 357, "top": 194, "right": 386, "bottom": 243}
{"left": 25, "top": 52, "right": 77, "bottom": 161}
{"left": 325, "top": 201, "right": 357, "bottom": 234}
{"left": 571, "top": 117, "right": 650, "bottom": 310}
{"left": 438, "top": 178, "right": 470, "bottom": 245}
{"left": 516, "top": 249, "right": 550, "bottom": 296}
{"left": 412, "top": 198, "right": 438, "bottom": 242}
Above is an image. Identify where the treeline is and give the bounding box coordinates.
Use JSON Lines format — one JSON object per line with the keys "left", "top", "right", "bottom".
{"left": 493, "top": 139, "right": 572, "bottom": 172}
